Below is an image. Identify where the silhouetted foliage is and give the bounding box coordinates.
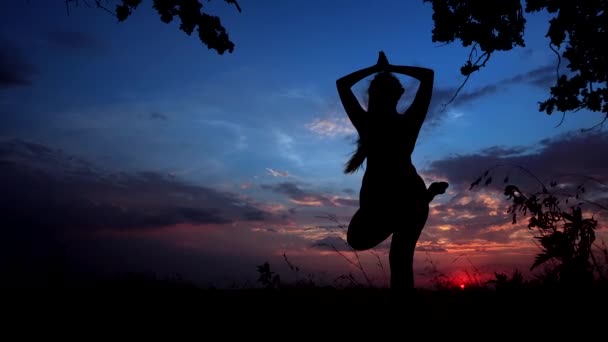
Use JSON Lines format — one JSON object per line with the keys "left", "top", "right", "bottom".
{"left": 65, "top": 0, "right": 241, "bottom": 54}
{"left": 471, "top": 165, "right": 605, "bottom": 288}
{"left": 424, "top": 0, "right": 608, "bottom": 128}
{"left": 312, "top": 214, "right": 380, "bottom": 288}
{"left": 256, "top": 262, "right": 281, "bottom": 290}
{"left": 420, "top": 254, "right": 454, "bottom": 290}
{"left": 487, "top": 270, "right": 524, "bottom": 293}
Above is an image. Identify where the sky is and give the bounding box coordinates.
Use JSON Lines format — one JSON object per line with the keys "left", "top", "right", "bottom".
{"left": 1, "top": 0, "right": 607, "bottom": 288}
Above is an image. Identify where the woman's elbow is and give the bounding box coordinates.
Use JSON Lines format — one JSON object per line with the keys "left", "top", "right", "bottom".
{"left": 336, "top": 77, "right": 348, "bottom": 88}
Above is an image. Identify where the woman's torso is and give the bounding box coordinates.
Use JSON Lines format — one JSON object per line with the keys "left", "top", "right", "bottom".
{"left": 358, "top": 113, "right": 427, "bottom": 205}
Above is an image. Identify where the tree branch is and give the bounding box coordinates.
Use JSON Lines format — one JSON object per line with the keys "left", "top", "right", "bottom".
{"left": 65, "top": 0, "right": 72, "bottom": 15}
{"left": 472, "top": 162, "right": 547, "bottom": 191}
{"left": 549, "top": 42, "right": 561, "bottom": 85}
{"left": 552, "top": 191, "right": 608, "bottom": 212}
{"left": 440, "top": 73, "right": 472, "bottom": 112}
{"left": 581, "top": 114, "right": 608, "bottom": 132}
{"left": 66, "top": 0, "right": 115, "bottom": 17}
{"left": 468, "top": 43, "right": 478, "bottom": 63}
{"left": 554, "top": 111, "right": 566, "bottom": 128}
{"left": 472, "top": 49, "right": 491, "bottom": 68}
{"left": 548, "top": 41, "right": 569, "bottom": 128}
{"left": 441, "top": 49, "right": 492, "bottom": 111}
{"left": 92, "top": 0, "right": 116, "bottom": 17}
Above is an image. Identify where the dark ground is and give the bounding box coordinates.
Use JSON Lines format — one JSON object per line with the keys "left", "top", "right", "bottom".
{"left": 3, "top": 278, "right": 607, "bottom": 337}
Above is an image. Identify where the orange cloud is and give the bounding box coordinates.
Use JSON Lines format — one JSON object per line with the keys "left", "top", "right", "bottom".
{"left": 289, "top": 197, "right": 324, "bottom": 206}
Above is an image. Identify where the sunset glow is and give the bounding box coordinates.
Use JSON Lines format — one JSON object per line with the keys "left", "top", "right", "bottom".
{"left": 0, "top": 1, "right": 606, "bottom": 289}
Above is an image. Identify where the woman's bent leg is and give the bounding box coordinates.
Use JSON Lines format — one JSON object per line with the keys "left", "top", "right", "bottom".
{"left": 347, "top": 208, "right": 393, "bottom": 251}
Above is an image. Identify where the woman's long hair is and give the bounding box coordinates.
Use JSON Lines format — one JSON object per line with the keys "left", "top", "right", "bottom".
{"left": 344, "top": 72, "right": 403, "bottom": 174}
{"left": 344, "top": 136, "right": 366, "bottom": 174}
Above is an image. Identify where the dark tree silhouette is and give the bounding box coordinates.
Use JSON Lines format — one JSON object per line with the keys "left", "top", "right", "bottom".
{"left": 423, "top": 0, "right": 607, "bottom": 128}
{"left": 64, "top": 0, "right": 241, "bottom": 54}
{"left": 337, "top": 52, "right": 448, "bottom": 293}
{"left": 470, "top": 165, "right": 607, "bottom": 289}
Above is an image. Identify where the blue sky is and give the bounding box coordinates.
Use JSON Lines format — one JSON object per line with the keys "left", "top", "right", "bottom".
{"left": 1, "top": 1, "right": 606, "bottom": 287}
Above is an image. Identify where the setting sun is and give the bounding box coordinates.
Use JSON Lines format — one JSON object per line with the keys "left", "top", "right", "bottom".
{"left": 460, "top": 284, "right": 465, "bottom": 290}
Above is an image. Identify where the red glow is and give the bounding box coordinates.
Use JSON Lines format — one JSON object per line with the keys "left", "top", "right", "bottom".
{"left": 460, "top": 284, "right": 465, "bottom": 290}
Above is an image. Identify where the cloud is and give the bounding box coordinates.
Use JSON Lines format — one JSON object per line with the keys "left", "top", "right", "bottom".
{"left": 273, "top": 86, "right": 324, "bottom": 105}
{"left": 266, "top": 168, "right": 289, "bottom": 177}
{"left": 260, "top": 182, "right": 358, "bottom": 208}
{"left": 319, "top": 65, "right": 554, "bottom": 133}
{"left": 477, "top": 145, "right": 529, "bottom": 157}
{"left": 44, "top": 30, "right": 104, "bottom": 51}
{"left": 274, "top": 131, "right": 302, "bottom": 164}
{"left": 149, "top": 112, "right": 169, "bottom": 121}
{"left": 199, "top": 119, "right": 247, "bottom": 150}
{"left": 426, "top": 63, "right": 558, "bottom": 127}
{"left": 423, "top": 191, "right": 523, "bottom": 244}
{"left": 331, "top": 197, "right": 359, "bottom": 207}
{"left": 343, "top": 188, "right": 357, "bottom": 195}
{"left": 415, "top": 244, "right": 448, "bottom": 253}
{"left": 305, "top": 117, "right": 356, "bottom": 138}
{"left": 416, "top": 131, "right": 608, "bottom": 252}
{"left": 261, "top": 182, "right": 296, "bottom": 201}
{"left": 502, "top": 64, "right": 556, "bottom": 88}
{"left": 0, "top": 140, "right": 366, "bottom": 288}
{"left": 425, "top": 84, "right": 500, "bottom": 127}
{"left": 311, "top": 236, "right": 352, "bottom": 252}
{"left": 0, "top": 37, "right": 35, "bottom": 88}
{"left": 0, "top": 139, "right": 272, "bottom": 235}
{"left": 425, "top": 131, "right": 608, "bottom": 192}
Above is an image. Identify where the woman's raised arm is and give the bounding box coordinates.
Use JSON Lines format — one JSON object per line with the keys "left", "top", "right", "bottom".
{"left": 336, "top": 64, "right": 381, "bottom": 131}
{"left": 387, "top": 65, "right": 434, "bottom": 141}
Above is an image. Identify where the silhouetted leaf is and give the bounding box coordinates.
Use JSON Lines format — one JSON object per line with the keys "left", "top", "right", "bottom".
{"left": 116, "top": 0, "right": 142, "bottom": 22}
{"left": 529, "top": 217, "right": 538, "bottom": 228}
{"left": 470, "top": 176, "right": 482, "bottom": 190}
{"left": 485, "top": 176, "right": 492, "bottom": 186}
{"left": 108, "top": 0, "right": 241, "bottom": 54}
{"left": 530, "top": 253, "right": 552, "bottom": 270}
{"left": 115, "top": 5, "right": 130, "bottom": 21}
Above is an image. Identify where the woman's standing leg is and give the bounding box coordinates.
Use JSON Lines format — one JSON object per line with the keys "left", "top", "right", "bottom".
{"left": 389, "top": 182, "right": 448, "bottom": 291}
{"left": 389, "top": 201, "right": 429, "bottom": 292}
{"left": 389, "top": 231, "right": 415, "bottom": 291}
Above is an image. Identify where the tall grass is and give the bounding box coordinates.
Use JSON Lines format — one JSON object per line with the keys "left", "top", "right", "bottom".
{"left": 310, "top": 213, "right": 388, "bottom": 288}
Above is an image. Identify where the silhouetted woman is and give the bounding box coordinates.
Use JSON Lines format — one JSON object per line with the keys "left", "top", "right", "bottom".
{"left": 336, "top": 52, "right": 448, "bottom": 291}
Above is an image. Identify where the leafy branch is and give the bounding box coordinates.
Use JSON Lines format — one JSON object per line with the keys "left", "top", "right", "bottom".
{"left": 64, "top": 0, "right": 242, "bottom": 54}
{"left": 424, "top": 0, "right": 608, "bottom": 128}
{"left": 469, "top": 163, "right": 607, "bottom": 286}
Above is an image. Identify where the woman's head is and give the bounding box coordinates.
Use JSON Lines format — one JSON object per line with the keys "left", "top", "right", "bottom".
{"left": 367, "top": 72, "right": 404, "bottom": 111}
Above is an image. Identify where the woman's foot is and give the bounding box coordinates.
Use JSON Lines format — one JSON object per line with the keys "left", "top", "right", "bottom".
{"left": 427, "top": 181, "right": 449, "bottom": 202}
